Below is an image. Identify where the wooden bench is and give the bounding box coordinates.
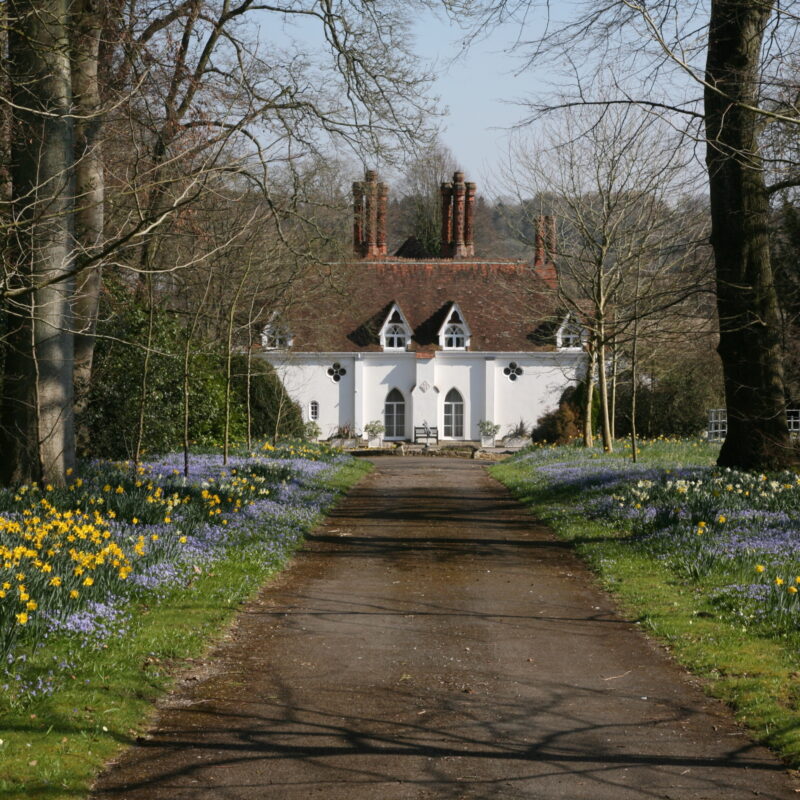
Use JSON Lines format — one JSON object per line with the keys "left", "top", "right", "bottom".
{"left": 414, "top": 426, "right": 439, "bottom": 444}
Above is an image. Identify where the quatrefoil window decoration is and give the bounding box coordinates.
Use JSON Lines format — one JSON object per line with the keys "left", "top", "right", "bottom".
{"left": 503, "top": 362, "right": 523, "bottom": 382}
{"left": 327, "top": 362, "right": 347, "bottom": 382}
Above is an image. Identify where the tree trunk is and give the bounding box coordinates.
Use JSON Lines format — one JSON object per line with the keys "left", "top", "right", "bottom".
{"left": 0, "top": 12, "right": 11, "bottom": 206}
{"left": 71, "top": 0, "right": 105, "bottom": 421}
{"left": 705, "top": 0, "right": 792, "bottom": 470}
{"left": 245, "top": 298, "right": 256, "bottom": 451}
{"left": 183, "top": 270, "right": 212, "bottom": 475}
{"left": 1, "top": 0, "right": 76, "bottom": 486}
{"left": 582, "top": 344, "right": 596, "bottom": 448}
{"left": 630, "top": 319, "right": 639, "bottom": 464}
{"left": 223, "top": 256, "right": 251, "bottom": 464}
{"left": 134, "top": 281, "right": 155, "bottom": 467}
{"left": 597, "top": 324, "right": 613, "bottom": 452}
{"left": 609, "top": 334, "right": 617, "bottom": 441}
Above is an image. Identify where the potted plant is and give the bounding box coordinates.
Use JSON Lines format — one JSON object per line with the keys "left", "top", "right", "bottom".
{"left": 364, "top": 420, "right": 385, "bottom": 448}
{"left": 328, "top": 423, "right": 358, "bottom": 449}
{"left": 304, "top": 421, "right": 321, "bottom": 441}
{"left": 502, "top": 418, "right": 530, "bottom": 448}
{"left": 478, "top": 419, "right": 501, "bottom": 448}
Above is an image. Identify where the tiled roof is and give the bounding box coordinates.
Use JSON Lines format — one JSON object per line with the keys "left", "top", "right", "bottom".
{"left": 283, "top": 257, "right": 561, "bottom": 353}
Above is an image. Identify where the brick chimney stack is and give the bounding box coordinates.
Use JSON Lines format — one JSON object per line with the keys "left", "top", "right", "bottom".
{"left": 376, "top": 181, "right": 388, "bottom": 255}
{"left": 533, "top": 214, "right": 558, "bottom": 288}
{"left": 452, "top": 172, "right": 466, "bottom": 255}
{"left": 545, "top": 214, "right": 557, "bottom": 257}
{"left": 440, "top": 180, "right": 453, "bottom": 254}
{"left": 464, "top": 182, "right": 476, "bottom": 256}
{"left": 440, "top": 171, "right": 476, "bottom": 258}
{"left": 353, "top": 169, "right": 388, "bottom": 258}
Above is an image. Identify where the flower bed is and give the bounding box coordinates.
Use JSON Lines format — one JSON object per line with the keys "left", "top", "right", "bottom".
{"left": 504, "top": 440, "right": 800, "bottom": 634}
{"left": 600, "top": 467, "right": 800, "bottom": 628}
{"left": 0, "top": 440, "right": 350, "bottom": 704}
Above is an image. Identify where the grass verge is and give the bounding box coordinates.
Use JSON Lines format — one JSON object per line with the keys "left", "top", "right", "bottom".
{"left": 0, "top": 457, "right": 371, "bottom": 800}
{"left": 491, "top": 443, "right": 800, "bottom": 768}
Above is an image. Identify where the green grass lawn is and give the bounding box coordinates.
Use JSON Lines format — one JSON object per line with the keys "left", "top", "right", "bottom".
{"left": 492, "top": 438, "right": 800, "bottom": 767}
{"left": 0, "top": 451, "right": 370, "bottom": 800}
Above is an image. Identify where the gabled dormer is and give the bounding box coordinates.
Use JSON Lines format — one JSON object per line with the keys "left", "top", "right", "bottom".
{"left": 379, "top": 303, "right": 412, "bottom": 351}
{"left": 438, "top": 303, "right": 471, "bottom": 350}
{"left": 556, "top": 314, "right": 584, "bottom": 350}
{"left": 261, "top": 313, "right": 293, "bottom": 350}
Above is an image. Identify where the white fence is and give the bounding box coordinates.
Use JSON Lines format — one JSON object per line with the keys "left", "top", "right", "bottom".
{"left": 707, "top": 408, "right": 800, "bottom": 441}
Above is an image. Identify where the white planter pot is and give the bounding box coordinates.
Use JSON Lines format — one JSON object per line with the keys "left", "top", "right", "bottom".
{"left": 480, "top": 435, "right": 496, "bottom": 448}
{"left": 367, "top": 436, "right": 382, "bottom": 449}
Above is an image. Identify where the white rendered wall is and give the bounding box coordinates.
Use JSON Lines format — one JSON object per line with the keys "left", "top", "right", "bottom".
{"left": 260, "top": 350, "right": 585, "bottom": 441}
{"left": 492, "top": 353, "right": 583, "bottom": 438}
{"left": 264, "top": 355, "right": 355, "bottom": 439}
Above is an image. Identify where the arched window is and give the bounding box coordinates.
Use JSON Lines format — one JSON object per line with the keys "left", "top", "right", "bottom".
{"left": 384, "top": 324, "right": 407, "bottom": 350}
{"left": 309, "top": 401, "right": 319, "bottom": 421}
{"left": 384, "top": 389, "right": 405, "bottom": 438}
{"left": 443, "top": 388, "right": 464, "bottom": 438}
{"left": 444, "top": 324, "right": 466, "bottom": 349}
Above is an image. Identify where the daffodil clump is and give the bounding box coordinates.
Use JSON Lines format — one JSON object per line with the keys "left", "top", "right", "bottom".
{"left": 0, "top": 441, "right": 347, "bottom": 690}
{"left": 0, "top": 499, "right": 131, "bottom": 653}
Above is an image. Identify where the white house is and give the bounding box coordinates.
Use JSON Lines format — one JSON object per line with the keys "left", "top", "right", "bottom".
{"left": 258, "top": 170, "right": 586, "bottom": 443}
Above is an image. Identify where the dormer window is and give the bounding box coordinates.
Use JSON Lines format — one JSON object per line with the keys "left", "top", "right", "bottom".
{"left": 384, "top": 324, "right": 407, "bottom": 350}
{"left": 439, "top": 303, "right": 471, "bottom": 350}
{"left": 261, "top": 323, "right": 292, "bottom": 350}
{"left": 557, "top": 316, "right": 583, "bottom": 350}
{"left": 444, "top": 324, "right": 466, "bottom": 349}
{"left": 379, "top": 303, "right": 411, "bottom": 351}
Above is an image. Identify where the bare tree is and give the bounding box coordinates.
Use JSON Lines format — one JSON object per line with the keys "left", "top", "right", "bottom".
{"left": 475, "top": 0, "right": 800, "bottom": 469}
{"left": 0, "top": 0, "right": 457, "bottom": 485}
{"left": 501, "top": 103, "right": 710, "bottom": 450}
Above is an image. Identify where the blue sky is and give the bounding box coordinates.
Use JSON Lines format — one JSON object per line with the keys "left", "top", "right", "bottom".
{"left": 411, "top": 9, "right": 547, "bottom": 183}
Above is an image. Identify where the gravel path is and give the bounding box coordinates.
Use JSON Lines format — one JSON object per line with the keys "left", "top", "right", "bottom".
{"left": 92, "top": 457, "right": 799, "bottom": 799}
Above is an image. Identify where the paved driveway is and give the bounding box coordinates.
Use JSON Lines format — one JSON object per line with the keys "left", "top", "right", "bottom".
{"left": 92, "top": 457, "right": 799, "bottom": 799}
